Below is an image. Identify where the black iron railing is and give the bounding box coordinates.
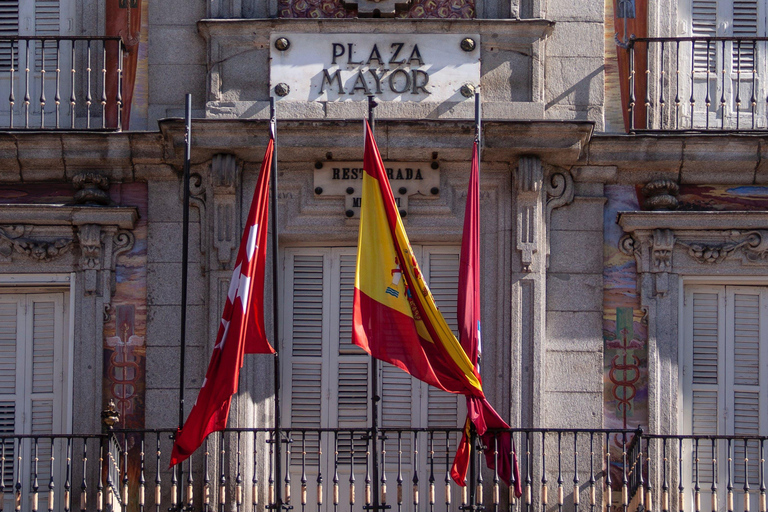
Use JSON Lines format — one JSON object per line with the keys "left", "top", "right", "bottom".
{"left": 2, "top": 428, "right": 766, "bottom": 512}
{"left": 0, "top": 36, "right": 124, "bottom": 130}
{"left": 624, "top": 37, "right": 768, "bottom": 132}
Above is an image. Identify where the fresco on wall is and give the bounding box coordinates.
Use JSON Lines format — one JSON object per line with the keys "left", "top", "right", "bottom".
{"left": 604, "top": 183, "right": 768, "bottom": 500}
{"left": 278, "top": 0, "right": 474, "bottom": 18}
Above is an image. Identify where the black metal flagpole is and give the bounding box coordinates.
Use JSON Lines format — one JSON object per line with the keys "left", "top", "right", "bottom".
{"left": 176, "top": 93, "right": 192, "bottom": 509}
{"left": 269, "top": 96, "right": 284, "bottom": 511}
{"left": 366, "top": 94, "right": 383, "bottom": 512}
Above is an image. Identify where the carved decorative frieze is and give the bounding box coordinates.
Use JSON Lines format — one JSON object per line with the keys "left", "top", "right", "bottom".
{"left": 0, "top": 225, "right": 74, "bottom": 262}
{"left": 678, "top": 230, "right": 768, "bottom": 265}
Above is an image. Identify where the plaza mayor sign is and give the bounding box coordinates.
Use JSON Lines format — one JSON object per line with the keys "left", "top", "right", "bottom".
{"left": 270, "top": 34, "right": 480, "bottom": 102}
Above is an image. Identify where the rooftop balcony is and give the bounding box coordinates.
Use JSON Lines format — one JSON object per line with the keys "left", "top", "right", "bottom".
{"left": 624, "top": 37, "right": 768, "bottom": 132}
{"left": 0, "top": 36, "right": 125, "bottom": 131}
{"left": 2, "top": 426, "right": 766, "bottom": 512}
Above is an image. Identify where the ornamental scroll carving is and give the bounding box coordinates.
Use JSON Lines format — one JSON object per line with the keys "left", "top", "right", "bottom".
{"left": 679, "top": 230, "right": 768, "bottom": 265}
{"left": 0, "top": 225, "right": 74, "bottom": 263}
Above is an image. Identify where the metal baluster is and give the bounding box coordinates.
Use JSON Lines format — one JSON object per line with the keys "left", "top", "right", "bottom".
{"left": 333, "top": 433, "right": 339, "bottom": 511}
{"left": 365, "top": 432, "right": 371, "bottom": 508}
{"left": 690, "top": 40, "right": 696, "bottom": 129}
{"left": 525, "top": 432, "right": 532, "bottom": 512}
{"left": 574, "top": 433, "right": 580, "bottom": 512}
{"left": 429, "top": 432, "right": 435, "bottom": 512}
{"left": 645, "top": 41, "right": 651, "bottom": 128}
{"left": 236, "top": 433, "right": 243, "bottom": 512}
{"left": 301, "top": 432, "right": 307, "bottom": 511}
{"left": 396, "top": 432, "right": 403, "bottom": 512}
{"left": 759, "top": 439, "right": 765, "bottom": 512}
{"left": 317, "top": 433, "right": 323, "bottom": 510}
{"left": 1, "top": 437, "right": 6, "bottom": 512}
{"left": 285, "top": 433, "right": 291, "bottom": 506}
{"left": 661, "top": 438, "right": 669, "bottom": 512}
{"left": 675, "top": 41, "right": 681, "bottom": 129}
{"left": 728, "top": 439, "right": 734, "bottom": 512}
{"left": 557, "top": 433, "right": 563, "bottom": 512}
{"left": 381, "top": 434, "right": 387, "bottom": 508}
{"left": 105, "top": 438, "right": 113, "bottom": 512}
{"left": 116, "top": 40, "right": 123, "bottom": 130}
{"left": 638, "top": 438, "right": 645, "bottom": 512}
{"left": 64, "top": 438, "right": 72, "bottom": 512}
{"left": 32, "top": 438, "right": 39, "bottom": 512}
{"left": 605, "top": 435, "right": 612, "bottom": 512}
{"left": 493, "top": 434, "right": 500, "bottom": 512}
{"left": 97, "top": 438, "right": 103, "bottom": 512}
{"left": 171, "top": 450, "right": 178, "bottom": 511}
{"left": 629, "top": 42, "right": 636, "bottom": 130}
{"left": 54, "top": 40, "right": 60, "bottom": 128}
{"left": 679, "top": 439, "right": 685, "bottom": 512}
{"left": 646, "top": 440, "right": 653, "bottom": 512}
{"left": 155, "top": 435, "right": 161, "bottom": 512}
{"left": 705, "top": 40, "right": 711, "bottom": 129}
{"left": 15, "top": 438, "right": 22, "bottom": 512}
{"left": 477, "top": 438, "right": 484, "bottom": 505}
{"left": 24, "top": 39, "right": 30, "bottom": 128}
{"left": 204, "top": 437, "right": 211, "bottom": 512}
{"left": 219, "top": 434, "right": 226, "bottom": 512}
{"left": 621, "top": 434, "right": 628, "bottom": 512}
{"left": 711, "top": 439, "right": 718, "bottom": 512}
{"left": 39, "top": 41, "right": 46, "bottom": 128}
{"left": 413, "top": 433, "right": 419, "bottom": 509}
{"left": 736, "top": 40, "right": 742, "bottom": 130}
{"left": 186, "top": 454, "right": 193, "bottom": 509}
{"left": 511, "top": 433, "right": 518, "bottom": 512}
{"left": 138, "top": 435, "right": 145, "bottom": 512}
{"left": 123, "top": 438, "right": 129, "bottom": 509}
{"left": 8, "top": 39, "right": 14, "bottom": 128}
{"left": 47, "top": 438, "right": 55, "bottom": 512}
{"left": 721, "top": 40, "right": 727, "bottom": 129}
{"left": 660, "top": 41, "right": 666, "bottom": 127}
{"left": 100, "top": 43, "right": 107, "bottom": 128}
{"left": 80, "top": 440, "right": 87, "bottom": 512}
{"left": 69, "top": 41, "right": 75, "bottom": 128}
{"left": 542, "top": 433, "right": 548, "bottom": 512}
{"left": 445, "top": 434, "right": 452, "bottom": 511}
{"left": 744, "top": 439, "right": 751, "bottom": 512}
{"left": 350, "top": 433, "right": 356, "bottom": 508}
{"left": 589, "top": 433, "right": 595, "bottom": 512}
{"left": 751, "top": 40, "right": 757, "bottom": 129}
{"left": 85, "top": 41, "right": 92, "bottom": 129}
{"left": 269, "top": 432, "right": 275, "bottom": 506}
{"left": 252, "top": 432, "right": 259, "bottom": 511}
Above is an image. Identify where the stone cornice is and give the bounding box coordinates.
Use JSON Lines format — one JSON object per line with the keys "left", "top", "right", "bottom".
{"left": 0, "top": 204, "right": 138, "bottom": 229}
{"left": 618, "top": 211, "right": 768, "bottom": 232}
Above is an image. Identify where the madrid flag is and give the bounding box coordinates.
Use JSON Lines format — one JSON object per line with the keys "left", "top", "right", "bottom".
{"left": 450, "top": 142, "right": 522, "bottom": 497}
{"left": 170, "top": 137, "right": 276, "bottom": 466}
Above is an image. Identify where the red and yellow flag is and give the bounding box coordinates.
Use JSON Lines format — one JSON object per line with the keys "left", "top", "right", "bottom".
{"left": 353, "top": 121, "right": 484, "bottom": 400}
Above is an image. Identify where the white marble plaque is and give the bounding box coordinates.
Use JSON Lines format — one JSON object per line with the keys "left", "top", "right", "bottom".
{"left": 313, "top": 161, "right": 439, "bottom": 217}
{"left": 270, "top": 34, "right": 480, "bottom": 102}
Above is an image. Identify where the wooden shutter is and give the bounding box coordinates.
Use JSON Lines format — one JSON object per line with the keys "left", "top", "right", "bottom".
{"left": 0, "top": 0, "right": 18, "bottom": 70}
{"left": 732, "top": 0, "right": 759, "bottom": 70}
{"left": 691, "top": 0, "right": 718, "bottom": 72}
{"left": 0, "top": 299, "right": 18, "bottom": 486}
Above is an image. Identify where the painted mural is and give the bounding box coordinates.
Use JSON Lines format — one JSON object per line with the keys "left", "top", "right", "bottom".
{"left": 278, "top": 0, "right": 474, "bottom": 18}
{"left": 604, "top": 183, "right": 768, "bottom": 499}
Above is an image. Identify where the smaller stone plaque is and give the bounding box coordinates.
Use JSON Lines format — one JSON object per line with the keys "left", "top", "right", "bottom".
{"left": 314, "top": 161, "right": 439, "bottom": 218}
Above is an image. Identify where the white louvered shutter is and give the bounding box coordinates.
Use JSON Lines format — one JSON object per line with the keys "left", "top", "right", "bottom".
{"left": 0, "top": 299, "right": 19, "bottom": 487}
{"left": 732, "top": 0, "right": 759, "bottom": 70}
{"left": 0, "top": 0, "right": 18, "bottom": 70}
{"left": 34, "top": 0, "right": 59, "bottom": 71}
{"left": 691, "top": 0, "right": 718, "bottom": 72}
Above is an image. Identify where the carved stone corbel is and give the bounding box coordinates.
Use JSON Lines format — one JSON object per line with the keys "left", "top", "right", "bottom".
{"left": 545, "top": 168, "right": 574, "bottom": 267}
{"left": 210, "top": 153, "right": 240, "bottom": 268}
{"left": 516, "top": 156, "right": 543, "bottom": 272}
{"left": 618, "top": 228, "right": 675, "bottom": 297}
{"left": 187, "top": 171, "right": 208, "bottom": 269}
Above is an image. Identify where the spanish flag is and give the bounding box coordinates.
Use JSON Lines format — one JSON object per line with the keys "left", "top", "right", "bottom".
{"left": 353, "top": 121, "right": 484, "bottom": 401}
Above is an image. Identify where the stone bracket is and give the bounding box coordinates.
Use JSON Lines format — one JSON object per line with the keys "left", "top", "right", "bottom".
{"left": 516, "top": 156, "right": 543, "bottom": 272}
{"left": 210, "top": 153, "right": 240, "bottom": 268}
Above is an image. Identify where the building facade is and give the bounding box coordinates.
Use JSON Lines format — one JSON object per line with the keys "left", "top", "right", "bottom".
{"left": 0, "top": 0, "right": 766, "bottom": 510}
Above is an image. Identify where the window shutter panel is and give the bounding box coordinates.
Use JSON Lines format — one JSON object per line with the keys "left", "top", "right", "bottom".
{"left": 0, "top": 402, "right": 14, "bottom": 486}
{"left": 692, "top": 0, "right": 718, "bottom": 72}
{"left": 31, "top": 301, "right": 55, "bottom": 394}
{"left": 34, "top": 0, "right": 58, "bottom": 70}
{"left": 338, "top": 253, "right": 363, "bottom": 355}
{"left": 0, "top": 0, "right": 18, "bottom": 70}
{"left": 692, "top": 292, "right": 719, "bottom": 386}
{"left": 0, "top": 302, "right": 17, "bottom": 395}
{"left": 732, "top": 0, "right": 758, "bottom": 70}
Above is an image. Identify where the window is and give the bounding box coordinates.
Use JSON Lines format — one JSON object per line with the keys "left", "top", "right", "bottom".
{"left": 682, "top": 285, "right": 767, "bottom": 508}
{"left": 0, "top": 290, "right": 71, "bottom": 510}
{"left": 282, "top": 246, "right": 464, "bottom": 506}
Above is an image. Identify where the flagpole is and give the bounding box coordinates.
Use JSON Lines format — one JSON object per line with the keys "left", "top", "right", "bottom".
{"left": 176, "top": 93, "right": 192, "bottom": 509}
{"left": 366, "top": 94, "right": 382, "bottom": 512}
{"left": 467, "top": 90, "right": 482, "bottom": 512}
{"left": 270, "top": 96, "right": 284, "bottom": 511}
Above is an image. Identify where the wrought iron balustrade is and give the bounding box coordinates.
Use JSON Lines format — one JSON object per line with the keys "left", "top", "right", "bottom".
{"left": 624, "top": 37, "right": 768, "bottom": 132}
{"left": 0, "top": 36, "right": 125, "bottom": 130}
{"left": 2, "top": 428, "right": 765, "bottom": 512}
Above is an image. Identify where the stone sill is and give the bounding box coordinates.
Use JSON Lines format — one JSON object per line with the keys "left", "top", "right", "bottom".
{"left": 618, "top": 211, "right": 768, "bottom": 232}
{"left": 0, "top": 204, "right": 138, "bottom": 229}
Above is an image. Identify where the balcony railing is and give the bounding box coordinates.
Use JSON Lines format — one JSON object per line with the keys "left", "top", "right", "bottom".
{"left": 0, "top": 36, "right": 125, "bottom": 130}
{"left": 624, "top": 37, "right": 768, "bottom": 132}
{"left": 2, "top": 427, "right": 766, "bottom": 512}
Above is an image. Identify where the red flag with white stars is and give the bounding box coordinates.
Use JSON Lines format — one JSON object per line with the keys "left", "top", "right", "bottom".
{"left": 170, "top": 137, "right": 275, "bottom": 467}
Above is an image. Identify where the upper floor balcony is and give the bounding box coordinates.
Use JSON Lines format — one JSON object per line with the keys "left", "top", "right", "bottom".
{"left": 0, "top": 36, "right": 126, "bottom": 131}
{"left": 622, "top": 36, "right": 768, "bottom": 132}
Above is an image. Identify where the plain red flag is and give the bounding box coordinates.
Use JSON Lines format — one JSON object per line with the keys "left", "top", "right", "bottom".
{"left": 450, "top": 142, "right": 522, "bottom": 497}
{"left": 170, "top": 137, "right": 276, "bottom": 467}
